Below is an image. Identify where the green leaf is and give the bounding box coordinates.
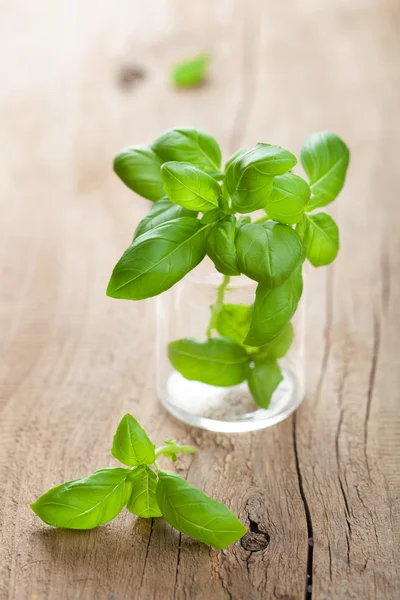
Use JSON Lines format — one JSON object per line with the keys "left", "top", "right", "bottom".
{"left": 152, "top": 128, "right": 221, "bottom": 174}
{"left": 156, "top": 470, "right": 246, "bottom": 549}
{"left": 30, "top": 468, "right": 132, "bottom": 529}
{"left": 226, "top": 144, "right": 297, "bottom": 214}
{"left": 107, "top": 217, "right": 209, "bottom": 300}
{"left": 247, "top": 360, "right": 283, "bottom": 408}
{"left": 134, "top": 197, "right": 197, "bottom": 239}
{"left": 224, "top": 147, "right": 249, "bottom": 173}
{"left": 245, "top": 267, "right": 303, "bottom": 346}
{"left": 127, "top": 465, "right": 161, "bottom": 518}
{"left": 200, "top": 207, "right": 226, "bottom": 225}
{"left": 111, "top": 413, "right": 155, "bottom": 466}
{"left": 161, "top": 162, "right": 221, "bottom": 212}
{"left": 206, "top": 216, "right": 240, "bottom": 276}
{"left": 296, "top": 213, "right": 339, "bottom": 267}
{"left": 254, "top": 322, "right": 294, "bottom": 360}
{"left": 168, "top": 337, "right": 248, "bottom": 387}
{"left": 236, "top": 222, "right": 305, "bottom": 287}
{"left": 171, "top": 53, "right": 210, "bottom": 88}
{"left": 216, "top": 304, "right": 252, "bottom": 345}
{"left": 114, "top": 145, "right": 165, "bottom": 201}
{"left": 301, "top": 131, "right": 350, "bottom": 210}
{"left": 266, "top": 173, "right": 309, "bottom": 224}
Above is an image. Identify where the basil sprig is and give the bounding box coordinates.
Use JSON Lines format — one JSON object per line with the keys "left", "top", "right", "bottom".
{"left": 31, "top": 414, "right": 246, "bottom": 549}
{"left": 107, "top": 127, "right": 349, "bottom": 408}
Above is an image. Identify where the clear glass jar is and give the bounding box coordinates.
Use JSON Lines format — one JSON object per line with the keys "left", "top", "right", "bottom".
{"left": 155, "top": 259, "right": 305, "bottom": 433}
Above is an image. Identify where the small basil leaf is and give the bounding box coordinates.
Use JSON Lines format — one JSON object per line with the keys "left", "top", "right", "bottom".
{"left": 161, "top": 162, "right": 221, "bottom": 212}
{"left": 236, "top": 222, "right": 305, "bottom": 287}
{"left": 200, "top": 207, "right": 226, "bottom": 225}
{"left": 171, "top": 53, "right": 210, "bottom": 88}
{"left": 245, "top": 268, "right": 303, "bottom": 346}
{"left": 134, "top": 197, "right": 197, "bottom": 240}
{"left": 224, "top": 147, "right": 249, "bottom": 173}
{"left": 111, "top": 413, "right": 155, "bottom": 466}
{"left": 301, "top": 131, "right": 350, "bottom": 210}
{"left": 152, "top": 128, "right": 221, "bottom": 174}
{"left": 254, "top": 322, "right": 294, "bottom": 360}
{"left": 127, "top": 465, "right": 161, "bottom": 518}
{"left": 168, "top": 337, "right": 248, "bottom": 387}
{"left": 296, "top": 213, "right": 339, "bottom": 267}
{"left": 156, "top": 470, "right": 246, "bottom": 549}
{"left": 216, "top": 304, "right": 252, "bottom": 345}
{"left": 248, "top": 359, "right": 283, "bottom": 409}
{"left": 114, "top": 145, "right": 165, "bottom": 201}
{"left": 226, "top": 144, "right": 297, "bottom": 214}
{"left": 206, "top": 216, "right": 240, "bottom": 276}
{"left": 266, "top": 173, "right": 309, "bottom": 224}
{"left": 30, "top": 468, "right": 132, "bottom": 529}
{"left": 107, "top": 218, "right": 209, "bottom": 300}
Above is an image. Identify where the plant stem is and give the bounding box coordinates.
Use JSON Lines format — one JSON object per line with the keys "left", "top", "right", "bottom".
{"left": 206, "top": 274, "right": 231, "bottom": 338}
{"left": 254, "top": 214, "right": 269, "bottom": 224}
{"left": 155, "top": 444, "right": 197, "bottom": 459}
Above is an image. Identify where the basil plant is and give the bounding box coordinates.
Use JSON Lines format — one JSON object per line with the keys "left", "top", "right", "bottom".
{"left": 108, "top": 128, "right": 349, "bottom": 408}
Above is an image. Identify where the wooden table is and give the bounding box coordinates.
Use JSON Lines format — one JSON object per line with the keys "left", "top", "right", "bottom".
{"left": 1, "top": 1, "right": 399, "bottom": 598}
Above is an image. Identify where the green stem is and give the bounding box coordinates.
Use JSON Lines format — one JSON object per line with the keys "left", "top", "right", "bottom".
{"left": 254, "top": 214, "right": 269, "bottom": 224}
{"left": 155, "top": 444, "right": 197, "bottom": 459}
{"left": 206, "top": 274, "right": 231, "bottom": 338}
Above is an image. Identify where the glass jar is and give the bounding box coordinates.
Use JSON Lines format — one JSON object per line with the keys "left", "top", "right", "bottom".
{"left": 155, "top": 259, "right": 305, "bottom": 433}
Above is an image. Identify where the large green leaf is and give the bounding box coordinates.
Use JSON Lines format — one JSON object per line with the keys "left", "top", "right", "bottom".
{"left": 266, "top": 173, "right": 309, "bottom": 224}
{"left": 236, "top": 222, "right": 305, "bottom": 287}
{"left": 152, "top": 128, "right": 221, "bottom": 174}
{"left": 254, "top": 322, "right": 294, "bottom": 360}
{"left": 111, "top": 413, "right": 155, "bottom": 466}
{"left": 156, "top": 470, "right": 246, "bottom": 549}
{"left": 30, "top": 468, "right": 132, "bottom": 529}
{"left": 225, "top": 144, "right": 297, "bottom": 214}
{"left": 296, "top": 212, "right": 339, "bottom": 267}
{"left": 161, "top": 162, "right": 221, "bottom": 212}
{"left": 245, "top": 268, "right": 303, "bottom": 346}
{"left": 301, "top": 131, "right": 350, "bottom": 211}
{"left": 114, "top": 145, "right": 165, "bottom": 201}
{"left": 206, "top": 216, "right": 240, "bottom": 276}
{"left": 168, "top": 337, "right": 248, "bottom": 387}
{"left": 127, "top": 465, "right": 161, "bottom": 518}
{"left": 247, "top": 360, "right": 283, "bottom": 409}
{"left": 107, "top": 217, "right": 209, "bottom": 300}
{"left": 134, "top": 198, "right": 197, "bottom": 239}
{"left": 216, "top": 303, "right": 252, "bottom": 345}
{"left": 224, "top": 147, "right": 249, "bottom": 173}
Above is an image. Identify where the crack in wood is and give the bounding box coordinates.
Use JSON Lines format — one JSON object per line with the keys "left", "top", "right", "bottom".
{"left": 380, "top": 237, "right": 390, "bottom": 315}
{"left": 293, "top": 413, "right": 314, "bottom": 600}
{"left": 334, "top": 359, "right": 352, "bottom": 568}
{"left": 364, "top": 311, "right": 380, "bottom": 480}
{"left": 138, "top": 518, "right": 154, "bottom": 592}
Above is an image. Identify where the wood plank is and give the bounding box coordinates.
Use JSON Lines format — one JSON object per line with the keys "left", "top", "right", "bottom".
{"left": 0, "top": 0, "right": 399, "bottom": 599}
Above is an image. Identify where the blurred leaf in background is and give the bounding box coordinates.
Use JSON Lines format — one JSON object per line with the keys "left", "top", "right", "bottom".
{"left": 171, "top": 53, "right": 211, "bottom": 89}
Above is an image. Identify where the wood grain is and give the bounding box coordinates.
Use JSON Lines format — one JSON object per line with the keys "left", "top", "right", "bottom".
{"left": 0, "top": 0, "right": 399, "bottom": 598}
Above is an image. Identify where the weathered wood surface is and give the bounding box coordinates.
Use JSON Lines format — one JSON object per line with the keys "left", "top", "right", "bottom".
{"left": 1, "top": 1, "right": 399, "bottom": 598}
